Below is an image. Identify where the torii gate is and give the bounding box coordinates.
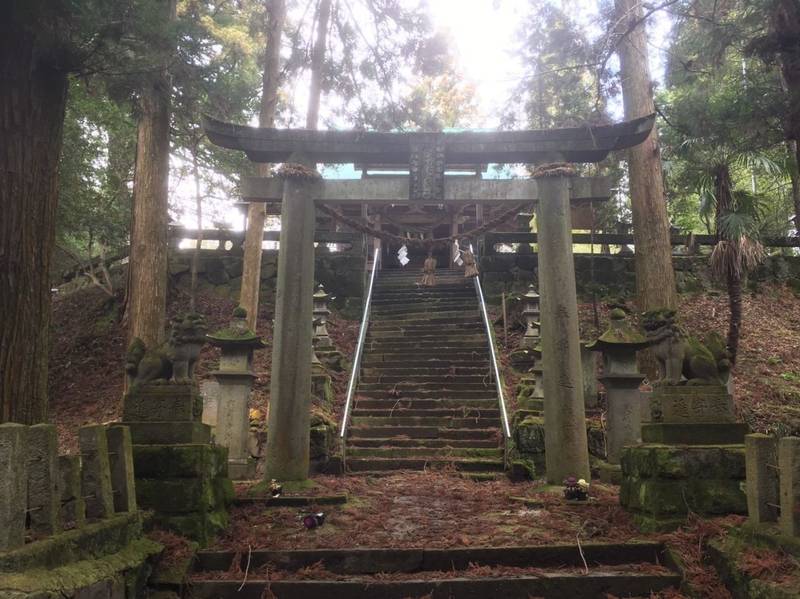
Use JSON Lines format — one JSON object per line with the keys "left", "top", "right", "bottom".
{"left": 204, "top": 114, "right": 655, "bottom": 483}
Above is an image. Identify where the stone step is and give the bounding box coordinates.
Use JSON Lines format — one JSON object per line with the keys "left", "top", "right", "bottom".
{"left": 350, "top": 407, "right": 500, "bottom": 418}
{"left": 371, "top": 306, "right": 479, "bottom": 318}
{"left": 364, "top": 350, "right": 488, "bottom": 360}
{"left": 356, "top": 382, "right": 492, "bottom": 393}
{"left": 366, "top": 339, "right": 486, "bottom": 349}
{"left": 355, "top": 398, "right": 498, "bottom": 409}
{"left": 345, "top": 446, "right": 504, "bottom": 459}
{"left": 347, "top": 437, "right": 501, "bottom": 448}
{"left": 371, "top": 291, "right": 476, "bottom": 302}
{"left": 360, "top": 366, "right": 489, "bottom": 377}
{"left": 359, "top": 375, "right": 490, "bottom": 385}
{"left": 361, "top": 359, "right": 490, "bottom": 368}
{"left": 346, "top": 457, "right": 505, "bottom": 472}
{"left": 368, "top": 321, "right": 484, "bottom": 332}
{"left": 369, "top": 310, "right": 483, "bottom": 329}
{"left": 350, "top": 416, "right": 499, "bottom": 428}
{"left": 367, "top": 330, "right": 484, "bottom": 340}
{"left": 347, "top": 426, "right": 500, "bottom": 440}
{"left": 354, "top": 390, "right": 497, "bottom": 400}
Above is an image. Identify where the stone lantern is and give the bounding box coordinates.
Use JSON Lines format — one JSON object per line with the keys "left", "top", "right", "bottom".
{"left": 587, "top": 308, "right": 648, "bottom": 480}
{"left": 207, "top": 307, "right": 266, "bottom": 479}
{"left": 313, "top": 284, "right": 332, "bottom": 350}
{"left": 521, "top": 284, "right": 540, "bottom": 349}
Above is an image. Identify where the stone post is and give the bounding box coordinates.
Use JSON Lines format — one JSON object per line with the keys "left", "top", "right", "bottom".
{"left": 207, "top": 309, "right": 266, "bottom": 480}
{"left": 266, "top": 156, "right": 320, "bottom": 481}
{"left": 106, "top": 426, "right": 137, "bottom": 513}
{"left": 587, "top": 309, "right": 647, "bottom": 470}
{"left": 27, "top": 424, "right": 61, "bottom": 535}
{"left": 778, "top": 436, "right": 800, "bottom": 536}
{"left": 78, "top": 425, "right": 115, "bottom": 520}
{"left": 58, "top": 455, "right": 85, "bottom": 529}
{"left": 536, "top": 175, "right": 590, "bottom": 483}
{"left": 581, "top": 342, "right": 599, "bottom": 409}
{"left": 745, "top": 433, "right": 780, "bottom": 525}
{"left": 313, "top": 284, "right": 333, "bottom": 349}
{"left": 0, "top": 423, "right": 28, "bottom": 551}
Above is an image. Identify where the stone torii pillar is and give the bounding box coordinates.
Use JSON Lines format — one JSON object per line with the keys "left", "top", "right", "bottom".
{"left": 265, "top": 156, "right": 320, "bottom": 482}
{"left": 536, "top": 175, "right": 590, "bottom": 483}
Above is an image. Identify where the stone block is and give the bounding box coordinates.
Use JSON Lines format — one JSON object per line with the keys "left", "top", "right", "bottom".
{"left": 79, "top": 425, "right": 115, "bottom": 520}
{"left": 152, "top": 508, "right": 229, "bottom": 548}
{"left": 778, "top": 436, "right": 800, "bottom": 537}
{"left": 58, "top": 454, "right": 86, "bottom": 529}
{"left": 106, "top": 426, "right": 137, "bottom": 513}
{"left": 27, "top": 424, "right": 61, "bottom": 535}
{"left": 597, "top": 462, "right": 622, "bottom": 484}
{"left": 200, "top": 380, "right": 220, "bottom": 428}
{"left": 514, "top": 416, "right": 545, "bottom": 454}
{"left": 641, "top": 422, "right": 747, "bottom": 445}
{"left": 745, "top": 433, "right": 780, "bottom": 525}
{"left": 651, "top": 385, "right": 735, "bottom": 424}
{"left": 0, "top": 423, "right": 28, "bottom": 551}
{"left": 132, "top": 444, "right": 228, "bottom": 479}
{"left": 123, "top": 384, "right": 203, "bottom": 423}
{"left": 125, "top": 421, "right": 211, "bottom": 445}
{"left": 310, "top": 425, "right": 332, "bottom": 460}
{"left": 621, "top": 445, "right": 745, "bottom": 480}
{"left": 621, "top": 477, "right": 746, "bottom": 518}
{"left": 136, "top": 476, "right": 233, "bottom": 514}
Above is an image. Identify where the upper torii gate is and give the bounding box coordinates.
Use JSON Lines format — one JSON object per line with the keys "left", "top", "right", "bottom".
{"left": 204, "top": 114, "right": 655, "bottom": 483}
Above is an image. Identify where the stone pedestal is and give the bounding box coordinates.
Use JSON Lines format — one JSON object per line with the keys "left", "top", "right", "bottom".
{"left": 620, "top": 384, "right": 747, "bottom": 531}
{"left": 536, "top": 175, "right": 589, "bottom": 483}
{"left": 581, "top": 342, "right": 599, "bottom": 410}
{"left": 0, "top": 423, "right": 28, "bottom": 551}
{"left": 778, "top": 436, "right": 800, "bottom": 537}
{"left": 122, "top": 383, "right": 232, "bottom": 546}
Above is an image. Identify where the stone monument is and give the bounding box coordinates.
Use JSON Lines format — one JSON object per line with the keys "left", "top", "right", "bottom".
{"left": 619, "top": 310, "right": 748, "bottom": 531}
{"left": 121, "top": 314, "right": 233, "bottom": 545}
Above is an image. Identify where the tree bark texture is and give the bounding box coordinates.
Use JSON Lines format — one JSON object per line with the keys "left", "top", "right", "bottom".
{"left": 240, "top": 0, "right": 287, "bottom": 330}
{"left": 614, "top": 0, "right": 677, "bottom": 312}
{"left": 306, "top": 0, "right": 332, "bottom": 129}
{"left": 127, "top": 0, "right": 175, "bottom": 349}
{"left": 714, "top": 163, "right": 742, "bottom": 364}
{"left": 0, "top": 8, "right": 69, "bottom": 423}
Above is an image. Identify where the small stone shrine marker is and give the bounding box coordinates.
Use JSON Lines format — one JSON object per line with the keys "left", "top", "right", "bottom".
{"left": 207, "top": 307, "right": 266, "bottom": 480}
{"left": 587, "top": 308, "right": 648, "bottom": 482}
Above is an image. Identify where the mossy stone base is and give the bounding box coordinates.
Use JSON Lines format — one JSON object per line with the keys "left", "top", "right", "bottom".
{"left": 0, "top": 513, "right": 160, "bottom": 599}
{"left": 125, "top": 421, "right": 211, "bottom": 445}
{"left": 132, "top": 443, "right": 232, "bottom": 546}
{"left": 641, "top": 422, "right": 748, "bottom": 445}
{"left": 513, "top": 415, "right": 546, "bottom": 475}
{"left": 122, "top": 384, "right": 203, "bottom": 423}
{"left": 132, "top": 444, "right": 227, "bottom": 479}
{"left": 597, "top": 462, "right": 622, "bottom": 484}
{"left": 620, "top": 444, "right": 746, "bottom": 531}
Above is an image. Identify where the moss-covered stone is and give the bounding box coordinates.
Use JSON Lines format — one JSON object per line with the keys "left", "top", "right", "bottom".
{"left": 0, "top": 537, "right": 162, "bottom": 598}
{"left": 125, "top": 421, "right": 211, "bottom": 445}
{"left": 0, "top": 513, "right": 144, "bottom": 573}
{"left": 132, "top": 444, "right": 227, "bottom": 479}
{"left": 641, "top": 422, "right": 748, "bottom": 445}
{"left": 136, "top": 476, "right": 232, "bottom": 515}
{"left": 621, "top": 445, "right": 746, "bottom": 480}
{"left": 151, "top": 509, "right": 228, "bottom": 549}
{"left": 514, "top": 415, "right": 545, "bottom": 454}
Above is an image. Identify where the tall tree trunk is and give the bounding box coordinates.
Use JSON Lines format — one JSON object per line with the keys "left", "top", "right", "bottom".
{"left": 306, "top": 0, "right": 332, "bottom": 129}
{"left": 0, "top": 8, "right": 69, "bottom": 423}
{"left": 126, "top": 0, "right": 175, "bottom": 349}
{"left": 190, "top": 143, "right": 203, "bottom": 313}
{"left": 240, "top": 0, "right": 287, "bottom": 330}
{"left": 614, "top": 0, "right": 678, "bottom": 312}
{"left": 713, "top": 163, "right": 742, "bottom": 364}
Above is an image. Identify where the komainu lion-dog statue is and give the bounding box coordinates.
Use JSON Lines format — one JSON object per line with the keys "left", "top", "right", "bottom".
{"left": 126, "top": 313, "right": 208, "bottom": 387}
{"left": 641, "top": 309, "right": 731, "bottom": 386}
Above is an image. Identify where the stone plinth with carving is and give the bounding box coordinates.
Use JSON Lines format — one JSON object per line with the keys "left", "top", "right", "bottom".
{"left": 620, "top": 383, "right": 748, "bottom": 532}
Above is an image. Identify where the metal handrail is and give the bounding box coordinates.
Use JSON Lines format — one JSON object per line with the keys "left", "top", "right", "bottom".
{"left": 339, "top": 246, "right": 381, "bottom": 438}
{"left": 474, "top": 274, "right": 512, "bottom": 439}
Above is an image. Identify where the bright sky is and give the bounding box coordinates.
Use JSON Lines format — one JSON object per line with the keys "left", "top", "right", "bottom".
{"left": 177, "top": 0, "right": 674, "bottom": 231}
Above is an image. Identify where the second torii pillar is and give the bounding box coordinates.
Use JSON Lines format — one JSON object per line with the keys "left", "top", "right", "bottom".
{"left": 265, "top": 156, "right": 320, "bottom": 481}
{"left": 537, "top": 175, "right": 591, "bottom": 483}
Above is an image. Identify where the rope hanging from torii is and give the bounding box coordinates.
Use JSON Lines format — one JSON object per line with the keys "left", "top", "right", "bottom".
{"left": 316, "top": 201, "right": 531, "bottom": 250}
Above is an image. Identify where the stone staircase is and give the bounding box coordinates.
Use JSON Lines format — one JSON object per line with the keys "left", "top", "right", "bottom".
{"left": 345, "top": 268, "right": 505, "bottom": 477}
